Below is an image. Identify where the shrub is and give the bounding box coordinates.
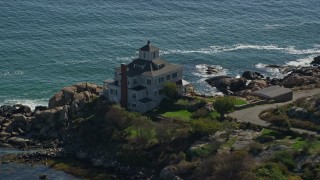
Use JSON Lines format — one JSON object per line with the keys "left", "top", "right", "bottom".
{"left": 190, "top": 119, "right": 221, "bottom": 136}
{"left": 255, "top": 162, "right": 288, "bottom": 180}
{"left": 248, "top": 143, "right": 263, "bottom": 156}
{"left": 191, "top": 108, "right": 209, "bottom": 119}
{"left": 274, "top": 151, "right": 297, "bottom": 171}
{"left": 163, "top": 82, "right": 179, "bottom": 100}
{"left": 268, "top": 115, "right": 291, "bottom": 130}
{"left": 213, "top": 96, "right": 236, "bottom": 120}
{"left": 256, "top": 135, "right": 275, "bottom": 143}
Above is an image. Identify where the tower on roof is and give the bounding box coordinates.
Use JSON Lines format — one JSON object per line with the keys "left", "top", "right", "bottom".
{"left": 138, "top": 40, "right": 160, "bottom": 61}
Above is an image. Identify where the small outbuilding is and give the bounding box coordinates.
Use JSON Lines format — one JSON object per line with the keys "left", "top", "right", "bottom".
{"left": 252, "top": 85, "right": 293, "bottom": 102}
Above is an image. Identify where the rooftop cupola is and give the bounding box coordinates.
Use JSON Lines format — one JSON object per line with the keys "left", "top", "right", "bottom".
{"left": 138, "top": 40, "right": 160, "bottom": 61}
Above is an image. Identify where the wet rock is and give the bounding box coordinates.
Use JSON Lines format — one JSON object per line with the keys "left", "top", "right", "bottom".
{"left": 39, "top": 174, "right": 48, "bottom": 180}
{"left": 247, "top": 80, "right": 268, "bottom": 91}
{"left": 266, "top": 64, "right": 282, "bottom": 68}
{"left": 281, "top": 75, "right": 305, "bottom": 88}
{"left": 34, "top": 106, "right": 47, "bottom": 112}
{"left": 205, "top": 76, "right": 247, "bottom": 94}
{"left": 12, "top": 104, "right": 32, "bottom": 114}
{"left": 311, "top": 56, "right": 320, "bottom": 65}
{"left": 206, "top": 66, "right": 218, "bottom": 74}
{"left": 270, "top": 78, "right": 280, "bottom": 85}
{"left": 242, "top": 71, "right": 264, "bottom": 80}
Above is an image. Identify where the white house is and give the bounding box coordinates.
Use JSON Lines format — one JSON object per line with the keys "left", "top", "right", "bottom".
{"left": 103, "top": 41, "right": 193, "bottom": 113}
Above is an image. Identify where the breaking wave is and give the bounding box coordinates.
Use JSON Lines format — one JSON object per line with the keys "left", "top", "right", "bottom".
{"left": 161, "top": 44, "right": 320, "bottom": 55}
{"left": 255, "top": 63, "right": 286, "bottom": 79}
{"left": 0, "top": 98, "right": 48, "bottom": 110}
{"left": 190, "top": 64, "right": 228, "bottom": 96}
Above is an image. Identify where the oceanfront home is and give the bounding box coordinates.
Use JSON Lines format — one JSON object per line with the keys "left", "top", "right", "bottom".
{"left": 103, "top": 41, "right": 193, "bottom": 112}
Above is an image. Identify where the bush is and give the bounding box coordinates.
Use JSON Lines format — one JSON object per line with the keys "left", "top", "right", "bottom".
{"left": 213, "top": 96, "right": 236, "bottom": 120}
{"left": 255, "top": 162, "right": 288, "bottom": 180}
{"left": 268, "top": 115, "right": 291, "bottom": 130}
{"left": 191, "top": 108, "right": 209, "bottom": 119}
{"left": 190, "top": 119, "right": 221, "bottom": 136}
{"left": 248, "top": 143, "right": 263, "bottom": 156}
{"left": 274, "top": 151, "right": 297, "bottom": 171}
{"left": 256, "top": 135, "right": 275, "bottom": 143}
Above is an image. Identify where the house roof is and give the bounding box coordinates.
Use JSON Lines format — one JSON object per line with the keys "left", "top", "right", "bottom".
{"left": 138, "top": 41, "right": 159, "bottom": 52}
{"left": 252, "top": 85, "right": 292, "bottom": 98}
{"left": 126, "top": 58, "right": 182, "bottom": 77}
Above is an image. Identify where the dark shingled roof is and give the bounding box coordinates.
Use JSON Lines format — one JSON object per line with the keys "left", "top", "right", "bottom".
{"left": 126, "top": 58, "right": 182, "bottom": 77}
{"left": 139, "top": 97, "right": 153, "bottom": 103}
{"left": 138, "top": 41, "right": 160, "bottom": 52}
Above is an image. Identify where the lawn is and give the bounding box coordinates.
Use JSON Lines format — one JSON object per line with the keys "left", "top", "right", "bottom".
{"left": 234, "top": 98, "right": 248, "bottom": 106}
{"left": 162, "top": 109, "right": 192, "bottom": 121}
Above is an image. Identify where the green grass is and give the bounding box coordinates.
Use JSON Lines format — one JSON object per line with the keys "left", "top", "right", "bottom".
{"left": 209, "top": 111, "right": 220, "bottom": 119}
{"left": 234, "top": 98, "right": 247, "bottom": 106}
{"left": 222, "top": 137, "right": 237, "bottom": 149}
{"left": 162, "top": 110, "right": 192, "bottom": 121}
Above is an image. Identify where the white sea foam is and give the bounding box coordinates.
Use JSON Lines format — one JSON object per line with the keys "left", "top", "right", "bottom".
{"left": 193, "top": 64, "right": 228, "bottom": 78}
{"left": 285, "top": 55, "right": 317, "bottom": 67}
{"left": 189, "top": 64, "right": 229, "bottom": 96}
{"left": 0, "top": 99, "right": 48, "bottom": 110}
{"left": 255, "top": 63, "right": 286, "bottom": 79}
{"left": 0, "top": 70, "right": 25, "bottom": 78}
{"left": 161, "top": 44, "right": 320, "bottom": 56}
{"left": 54, "top": 58, "right": 107, "bottom": 66}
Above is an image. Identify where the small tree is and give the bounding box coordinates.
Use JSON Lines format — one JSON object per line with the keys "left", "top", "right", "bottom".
{"left": 213, "top": 96, "right": 236, "bottom": 120}
{"left": 268, "top": 115, "right": 291, "bottom": 130}
{"left": 163, "top": 82, "right": 179, "bottom": 100}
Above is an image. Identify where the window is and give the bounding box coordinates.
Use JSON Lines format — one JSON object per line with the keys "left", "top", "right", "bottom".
{"left": 159, "top": 89, "right": 163, "bottom": 95}
{"left": 166, "top": 74, "right": 170, "bottom": 80}
{"left": 147, "top": 79, "right": 151, "bottom": 85}
{"left": 159, "top": 77, "right": 164, "bottom": 83}
{"left": 146, "top": 91, "right": 148, "bottom": 95}
{"left": 110, "top": 89, "right": 113, "bottom": 94}
{"left": 172, "top": 72, "right": 177, "bottom": 78}
{"left": 115, "top": 90, "right": 117, "bottom": 96}
{"left": 132, "top": 93, "right": 136, "bottom": 99}
{"left": 132, "top": 103, "right": 136, "bottom": 107}
{"left": 153, "top": 52, "right": 156, "bottom": 58}
{"left": 154, "top": 79, "right": 157, "bottom": 85}
{"left": 143, "top": 52, "right": 146, "bottom": 59}
{"left": 133, "top": 79, "right": 137, "bottom": 85}
{"left": 154, "top": 91, "right": 157, "bottom": 96}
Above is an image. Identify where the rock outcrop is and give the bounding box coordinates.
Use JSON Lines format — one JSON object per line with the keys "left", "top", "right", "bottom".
{"left": 0, "top": 83, "right": 103, "bottom": 148}
{"left": 205, "top": 76, "right": 247, "bottom": 94}
{"left": 242, "top": 71, "right": 264, "bottom": 80}
{"left": 311, "top": 56, "right": 320, "bottom": 65}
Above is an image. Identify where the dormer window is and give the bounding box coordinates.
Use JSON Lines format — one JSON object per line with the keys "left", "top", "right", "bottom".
{"left": 134, "top": 64, "right": 144, "bottom": 70}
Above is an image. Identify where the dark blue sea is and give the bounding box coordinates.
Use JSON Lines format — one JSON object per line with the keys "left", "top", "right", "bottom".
{"left": 1, "top": 0, "right": 320, "bottom": 109}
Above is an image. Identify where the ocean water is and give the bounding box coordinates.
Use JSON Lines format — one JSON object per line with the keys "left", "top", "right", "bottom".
{"left": 1, "top": 0, "right": 320, "bottom": 108}
{"left": 0, "top": 148, "right": 80, "bottom": 179}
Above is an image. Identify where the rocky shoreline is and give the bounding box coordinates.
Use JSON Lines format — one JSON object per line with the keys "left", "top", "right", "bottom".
{"left": 205, "top": 56, "right": 320, "bottom": 95}
{"left": 1, "top": 56, "right": 320, "bottom": 179}
{"left": 0, "top": 82, "right": 151, "bottom": 179}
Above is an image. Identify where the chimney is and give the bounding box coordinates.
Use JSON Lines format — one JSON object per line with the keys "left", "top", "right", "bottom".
{"left": 120, "top": 63, "right": 128, "bottom": 108}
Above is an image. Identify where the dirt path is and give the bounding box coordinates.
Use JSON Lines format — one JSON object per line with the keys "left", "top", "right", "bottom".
{"left": 229, "top": 88, "right": 320, "bottom": 135}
